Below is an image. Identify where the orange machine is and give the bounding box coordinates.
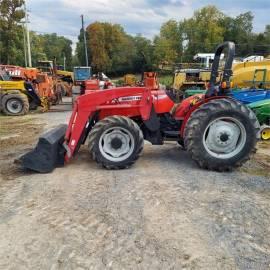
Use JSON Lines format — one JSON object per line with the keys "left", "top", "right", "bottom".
{"left": 0, "top": 65, "right": 29, "bottom": 80}
{"left": 1, "top": 65, "right": 60, "bottom": 111}
{"left": 143, "top": 72, "right": 159, "bottom": 89}
{"left": 36, "top": 74, "right": 54, "bottom": 98}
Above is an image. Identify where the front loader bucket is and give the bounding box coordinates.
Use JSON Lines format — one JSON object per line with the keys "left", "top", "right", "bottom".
{"left": 16, "top": 124, "right": 67, "bottom": 173}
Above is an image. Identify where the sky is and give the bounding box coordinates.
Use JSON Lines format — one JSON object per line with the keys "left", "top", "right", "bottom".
{"left": 26, "top": 0, "right": 270, "bottom": 50}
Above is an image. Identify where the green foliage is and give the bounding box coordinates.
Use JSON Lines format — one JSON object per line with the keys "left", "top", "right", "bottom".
{"left": 131, "top": 35, "right": 153, "bottom": 73}
{"left": 76, "top": 22, "right": 154, "bottom": 75}
{"left": 153, "top": 20, "right": 183, "bottom": 64}
{"left": 1, "top": 2, "right": 269, "bottom": 75}
{"left": 153, "top": 6, "right": 269, "bottom": 64}
{"left": 158, "top": 74, "right": 174, "bottom": 88}
{"left": 75, "top": 8, "right": 270, "bottom": 75}
{"left": 182, "top": 6, "right": 225, "bottom": 61}
{"left": 221, "top": 12, "right": 254, "bottom": 55}
{"left": 36, "top": 33, "right": 73, "bottom": 69}
{"left": 27, "top": 32, "right": 72, "bottom": 70}
{"left": 76, "top": 29, "right": 88, "bottom": 66}
{"left": 0, "top": 0, "right": 25, "bottom": 65}
{"left": 0, "top": 0, "right": 73, "bottom": 69}
{"left": 251, "top": 25, "right": 270, "bottom": 56}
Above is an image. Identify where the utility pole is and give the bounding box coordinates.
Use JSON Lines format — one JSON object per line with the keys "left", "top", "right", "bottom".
{"left": 20, "top": 21, "right": 28, "bottom": 67}
{"left": 63, "top": 54, "right": 66, "bottom": 70}
{"left": 81, "top": 14, "right": 89, "bottom": 66}
{"left": 23, "top": 26, "right": 28, "bottom": 67}
{"left": 24, "top": 1, "right": 32, "bottom": 67}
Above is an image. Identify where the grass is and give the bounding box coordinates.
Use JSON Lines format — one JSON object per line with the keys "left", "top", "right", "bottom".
{"left": 158, "top": 74, "right": 174, "bottom": 87}
{"left": 111, "top": 73, "right": 174, "bottom": 88}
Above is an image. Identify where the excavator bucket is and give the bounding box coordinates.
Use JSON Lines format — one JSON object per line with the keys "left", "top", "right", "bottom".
{"left": 16, "top": 124, "right": 67, "bottom": 173}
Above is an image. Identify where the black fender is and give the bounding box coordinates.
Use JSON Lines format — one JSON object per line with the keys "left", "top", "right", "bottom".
{"left": 143, "top": 106, "right": 160, "bottom": 132}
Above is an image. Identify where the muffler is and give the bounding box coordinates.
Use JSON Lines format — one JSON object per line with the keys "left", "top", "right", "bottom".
{"left": 16, "top": 124, "right": 67, "bottom": 173}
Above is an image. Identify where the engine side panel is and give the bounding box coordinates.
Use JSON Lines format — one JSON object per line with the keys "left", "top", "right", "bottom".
{"left": 152, "top": 90, "right": 175, "bottom": 114}
{"left": 98, "top": 89, "right": 175, "bottom": 119}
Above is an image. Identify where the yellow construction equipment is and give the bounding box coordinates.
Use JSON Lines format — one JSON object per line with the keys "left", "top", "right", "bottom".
{"left": 0, "top": 69, "right": 41, "bottom": 115}
{"left": 173, "top": 69, "right": 212, "bottom": 91}
{"left": 123, "top": 74, "right": 136, "bottom": 86}
{"left": 232, "top": 60, "right": 270, "bottom": 89}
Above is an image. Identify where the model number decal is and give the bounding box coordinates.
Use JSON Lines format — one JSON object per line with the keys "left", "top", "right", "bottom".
{"left": 118, "top": 94, "right": 168, "bottom": 102}
{"left": 118, "top": 96, "right": 142, "bottom": 102}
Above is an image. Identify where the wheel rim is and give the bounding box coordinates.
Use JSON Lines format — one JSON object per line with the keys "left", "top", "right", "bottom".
{"left": 261, "top": 127, "right": 270, "bottom": 140}
{"left": 99, "top": 127, "right": 135, "bottom": 162}
{"left": 6, "top": 98, "right": 23, "bottom": 114}
{"left": 203, "top": 117, "right": 247, "bottom": 159}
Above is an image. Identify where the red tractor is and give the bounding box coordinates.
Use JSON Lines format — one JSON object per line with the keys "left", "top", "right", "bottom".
{"left": 18, "top": 42, "right": 260, "bottom": 173}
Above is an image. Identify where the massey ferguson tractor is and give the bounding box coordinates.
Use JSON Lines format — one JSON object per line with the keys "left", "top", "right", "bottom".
{"left": 17, "top": 42, "right": 260, "bottom": 173}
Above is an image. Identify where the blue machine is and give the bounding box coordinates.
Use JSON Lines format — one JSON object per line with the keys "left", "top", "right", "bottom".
{"left": 73, "top": 66, "right": 92, "bottom": 82}
{"left": 231, "top": 89, "right": 270, "bottom": 104}
{"left": 184, "top": 88, "right": 270, "bottom": 105}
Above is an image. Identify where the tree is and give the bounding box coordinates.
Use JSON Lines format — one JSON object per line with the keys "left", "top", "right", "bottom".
{"left": 82, "top": 22, "right": 146, "bottom": 74}
{"left": 131, "top": 35, "right": 153, "bottom": 73}
{"left": 153, "top": 20, "right": 183, "bottom": 64}
{"left": 251, "top": 25, "right": 270, "bottom": 56}
{"left": 76, "top": 28, "right": 89, "bottom": 66}
{"left": 41, "top": 33, "right": 72, "bottom": 69}
{"left": 222, "top": 12, "right": 254, "bottom": 56}
{"left": 182, "top": 6, "right": 225, "bottom": 60}
{"left": 30, "top": 32, "right": 46, "bottom": 66}
{"left": 86, "top": 22, "right": 110, "bottom": 71}
{"left": 0, "top": 0, "right": 25, "bottom": 65}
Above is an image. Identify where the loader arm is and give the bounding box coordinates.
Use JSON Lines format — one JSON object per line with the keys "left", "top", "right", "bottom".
{"left": 17, "top": 87, "right": 153, "bottom": 173}
{"left": 64, "top": 87, "right": 153, "bottom": 161}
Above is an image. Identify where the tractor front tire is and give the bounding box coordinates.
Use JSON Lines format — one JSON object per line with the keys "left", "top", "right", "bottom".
{"left": 1, "top": 93, "right": 29, "bottom": 116}
{"left": 88, "top": 116, "right": 144, "bottom": 169}
{"left": 184, "top": 98, "right": 260, "bottom": 171}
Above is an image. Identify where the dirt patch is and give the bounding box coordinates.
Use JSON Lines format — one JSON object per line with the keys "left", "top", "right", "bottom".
{"left": 0, "top": 110, "right": 270, "bottom": 269}
{"left": 0, "top": 108, "right": 270, "bottom": 269}
{"left": 0, "top": 115, "right": 44, "bottom": 182}
{"left": 241, "top": 141, "right": 270, "bottom": 178}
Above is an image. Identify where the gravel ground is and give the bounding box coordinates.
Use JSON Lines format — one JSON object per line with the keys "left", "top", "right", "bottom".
{"left": 0, "top": 101, "right": 270, "bottom": 269}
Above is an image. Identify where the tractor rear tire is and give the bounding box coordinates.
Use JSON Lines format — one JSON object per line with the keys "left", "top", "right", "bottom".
{"left": 184, "top": 98, "right": 260, "bottom": 171}
{"left": 88, "top": 116, "right": 144, "bottom": 169}
{"left": 1, "top": 93, "right": 29, "bottom": 116}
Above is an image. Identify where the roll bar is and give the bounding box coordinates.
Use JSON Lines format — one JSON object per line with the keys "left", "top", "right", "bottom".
{"left": 206, "top": 41, "right": 235, "bottom": 97}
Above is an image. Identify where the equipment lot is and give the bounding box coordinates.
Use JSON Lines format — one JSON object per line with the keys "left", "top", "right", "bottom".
{"left": 0, "top": 99, "right": 270, "bottom": 269}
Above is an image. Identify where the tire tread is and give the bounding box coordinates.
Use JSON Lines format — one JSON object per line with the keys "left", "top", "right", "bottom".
{"left": 88, "top": 116, "right": 144, "bottom": 169}
{"left": 1, "top": 93, "right": 29, "bottom": 116}
{"left": 184, "top": 98, "right": 260, "bottom": 171}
